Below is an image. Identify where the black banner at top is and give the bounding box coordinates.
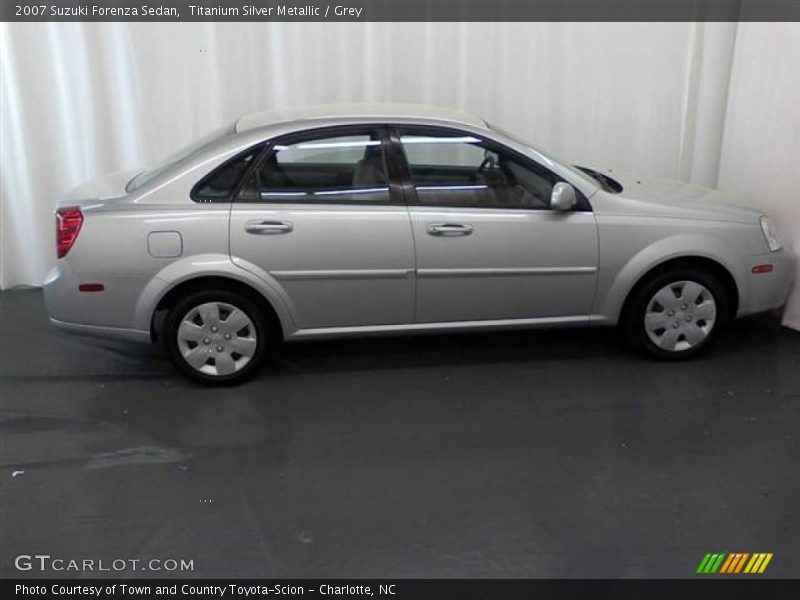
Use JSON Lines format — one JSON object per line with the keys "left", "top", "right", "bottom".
{"left": 3, "top": 0, "right": 800, "bottom": 22}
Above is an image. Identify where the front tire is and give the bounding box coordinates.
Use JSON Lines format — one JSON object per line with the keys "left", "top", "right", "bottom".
{"left": 164, "top": 289, "right": 270, "bottom": 385}
{"left": 623, "top": 267, "right": 729, "bottom": 360}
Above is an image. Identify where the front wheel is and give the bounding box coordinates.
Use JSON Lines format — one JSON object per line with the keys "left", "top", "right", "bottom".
{"left": 164, "top": 289, "right": 270, "bottom": 385}
{"left": 623, "top": 267, "right": 729, "bottom": 360}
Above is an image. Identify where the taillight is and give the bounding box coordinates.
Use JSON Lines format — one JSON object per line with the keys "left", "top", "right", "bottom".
{"left": 56, "top": 207, "right": 83, "bottom": 258}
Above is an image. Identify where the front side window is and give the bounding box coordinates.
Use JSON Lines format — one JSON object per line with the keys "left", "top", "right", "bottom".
{"left": 239, "top": 129, "right": 392, "bottom": 204}
{"left": 398, "top": 129, "right": 559, "bottom": 210}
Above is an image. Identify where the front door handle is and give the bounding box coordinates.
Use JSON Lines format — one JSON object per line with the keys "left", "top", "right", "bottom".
{"left": 427, "top": 223, "right": 474, "bottom": 237}
{"left": 245, "top": 220, "right": 294, "bottom": 235}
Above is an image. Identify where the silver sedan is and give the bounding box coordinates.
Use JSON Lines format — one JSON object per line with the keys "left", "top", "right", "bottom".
{"left": 44, "top": 104, "right": 796, "bottom": 384}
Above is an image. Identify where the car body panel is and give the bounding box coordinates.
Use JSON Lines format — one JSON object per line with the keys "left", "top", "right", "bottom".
{"left": 62, "top": 169, "right": 139, "bottom": 204}
{"left": 230, "top": 204, "right": 416, "bottom": 329}
{"left": 409, "top": 206, "right": 599, "bottom": 322}
{"left": 235, "top": 103, "right": 488, "bottom": 133}
{"left": 43, "top": 105, "right": 796, "bottom": 348}
{"left": 591, "top": 170, "right": 764, "bottom": 224}
{"left": 592, "top": 219, "right": 752, "bottom": 323}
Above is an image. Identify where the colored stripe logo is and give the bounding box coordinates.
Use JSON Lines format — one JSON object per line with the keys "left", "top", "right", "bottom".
{"left": 696, "top": 552, "right": 773, "bottom": 574}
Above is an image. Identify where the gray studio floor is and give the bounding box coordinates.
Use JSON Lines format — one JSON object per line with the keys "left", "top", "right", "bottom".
{"left": 1, "top": 288, "right": 799, "bottom": 578}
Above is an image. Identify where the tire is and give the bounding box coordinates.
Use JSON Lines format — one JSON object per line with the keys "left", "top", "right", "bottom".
{"left": 164, "top": 289, "right": 271, "bottom": 385}
{"left": 622, "top": 266, "right": 729, "bottom": 360}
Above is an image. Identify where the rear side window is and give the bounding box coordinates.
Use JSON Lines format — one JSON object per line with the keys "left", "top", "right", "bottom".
{"left": 237, "top": 129, "right": 393, "bottom": 204}
{"left": 191, "top": 144, "right": 263, "bottom": 203}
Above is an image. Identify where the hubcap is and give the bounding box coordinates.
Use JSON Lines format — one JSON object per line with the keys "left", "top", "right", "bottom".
{"left": 644, "top": 280, "right": 716, "bottom": 352}
{"left": 177, "top": 302, "right": 257, "bottom": 376}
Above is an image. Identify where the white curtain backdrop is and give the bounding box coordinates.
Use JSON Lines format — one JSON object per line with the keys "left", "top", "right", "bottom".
{"left": 716, "top": 23, "right": 800, "bottom": 330}
{"left": 1, "top": 22, "right": 798, "bottom": 328}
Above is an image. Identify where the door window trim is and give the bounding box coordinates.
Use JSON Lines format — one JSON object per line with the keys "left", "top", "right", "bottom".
{"left": 389, "top": 124, "right": 592, "bottom": 212}
{"left": 232, "top": 124, "right": 405, "bottom": 206}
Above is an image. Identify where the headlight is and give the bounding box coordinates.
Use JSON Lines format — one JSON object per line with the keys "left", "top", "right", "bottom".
{"left": 759, "top": 216, "right": 782, "bottom": 252}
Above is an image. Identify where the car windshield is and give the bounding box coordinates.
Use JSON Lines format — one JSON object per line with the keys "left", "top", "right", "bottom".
{"left": 126, "top": 122, "right": 236, "bottom": 192}
{"left": 488, "top": 123, "right": 603, "bottom": 189}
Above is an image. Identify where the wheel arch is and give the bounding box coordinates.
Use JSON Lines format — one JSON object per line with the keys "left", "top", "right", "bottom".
{"left": 128, "top": 254, "right": 296, "bottom": 342}
{"left": 150, "top": 275, "right": 286, "bottom": 343}
{"left": 619, "top": 256, "right": 739, "bottom": 326}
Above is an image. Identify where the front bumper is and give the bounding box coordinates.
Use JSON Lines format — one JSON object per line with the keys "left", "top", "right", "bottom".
{"left": 739, "top": 247, "right": 797, "bottom": 317}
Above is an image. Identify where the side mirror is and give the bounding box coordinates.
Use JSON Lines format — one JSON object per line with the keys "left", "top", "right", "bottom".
{"left": 550, "top": 182, "right": 577, "bottom": 212}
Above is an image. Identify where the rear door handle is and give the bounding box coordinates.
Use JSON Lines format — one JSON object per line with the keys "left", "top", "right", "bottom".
{"left": 427, "top": 223, "right": 473, "bottom": 237}
{"left": 245, "top": 220, "right": 293, "bottom": 235}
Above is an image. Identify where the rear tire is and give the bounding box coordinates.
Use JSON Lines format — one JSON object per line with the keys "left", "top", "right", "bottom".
{"left": 164, "top": 289, "right": 270, "bottom": 385}
{"left": 622, "top": 266, "right": 729, "bottom": 360}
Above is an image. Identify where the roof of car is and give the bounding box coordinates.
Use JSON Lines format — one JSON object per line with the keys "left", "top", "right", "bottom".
{"left": 235, "top": 103, "right": 487, "bottom": 133}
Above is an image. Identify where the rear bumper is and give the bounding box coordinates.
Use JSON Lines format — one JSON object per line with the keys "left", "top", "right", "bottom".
{"left": 738, "top": 247, "right": 797, "bottom": 317}
{"left": 43, "top": 262, "right": 152, "bottom": 344}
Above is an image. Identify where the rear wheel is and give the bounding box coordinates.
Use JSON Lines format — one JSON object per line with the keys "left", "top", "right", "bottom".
{"left": 623, "top": 267, "right": 729, "bottom": 360}
{"left": 164, "top": 289, "right": 270, "bottom": 385}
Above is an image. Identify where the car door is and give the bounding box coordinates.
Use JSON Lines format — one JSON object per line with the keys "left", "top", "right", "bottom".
{"left": 394, "top": 126, "right": 598, "bottom": 324}
{"left": 229, "top": 125, "right": 415, "bottom": 330}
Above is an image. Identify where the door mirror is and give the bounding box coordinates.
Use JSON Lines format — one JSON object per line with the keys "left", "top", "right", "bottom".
{"left": 550, "top": 182, "right": 577, "bottom": 212}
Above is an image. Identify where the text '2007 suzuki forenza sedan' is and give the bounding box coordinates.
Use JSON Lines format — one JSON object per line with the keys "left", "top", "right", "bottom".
{"left": 45, "top": 104, "right": 795, "bottom": 384}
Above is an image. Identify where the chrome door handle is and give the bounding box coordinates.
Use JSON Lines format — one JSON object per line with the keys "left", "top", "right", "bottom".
{"left": 427, "top": 223, "right": 473, "bottom": 237}
{"left": 245, "top": 220, "right": 293, "bottom": 235}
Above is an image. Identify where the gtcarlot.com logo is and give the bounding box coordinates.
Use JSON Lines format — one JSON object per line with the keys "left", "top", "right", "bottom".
{"left": 696, "top": 552, "right": 773, "bottom": 574}
{"left": 15, "top": 554, "right": 194, "bottom": 573}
